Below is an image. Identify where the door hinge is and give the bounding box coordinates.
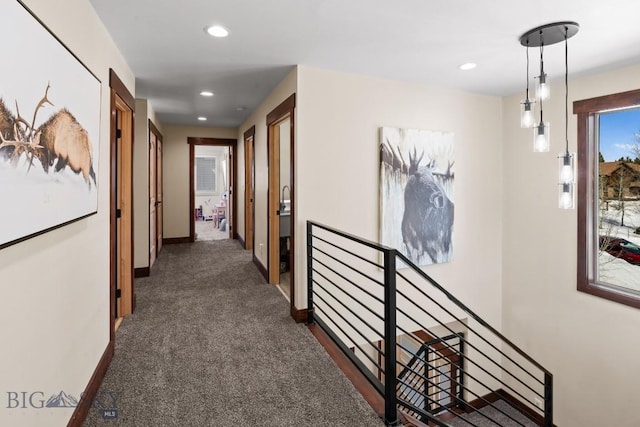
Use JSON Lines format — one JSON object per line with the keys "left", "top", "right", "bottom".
{"left": 116, "top": 128, "right": 122, "bottom": 139}
{"left": 115, "top": 289, "right": 122, "bottom": 298}
{"left": 116, "top": 209, "right": 122, "bottom": 218}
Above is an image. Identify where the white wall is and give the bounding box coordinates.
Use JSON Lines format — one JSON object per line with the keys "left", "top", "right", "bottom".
{"left": 133, "top": 99, "right": 162, "bottom": 269}
{"left": 0, "top": 0, "right": 133, "bottom": 425}
{"left": 502, "top": 64, "right": 640, "bottom": 426}
{"left": 236, "top": 68, "right": 297, "bottom": 266}
{"left": 295, "top": 66, "right": 504, "bottom": 318}
{"left": 163, "top": 125, "right": 237, "bottom": 238}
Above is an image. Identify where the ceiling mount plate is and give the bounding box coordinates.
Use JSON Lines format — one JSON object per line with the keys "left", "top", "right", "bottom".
{"left": 520, "top": 21, "right": 579, "bottom": 47}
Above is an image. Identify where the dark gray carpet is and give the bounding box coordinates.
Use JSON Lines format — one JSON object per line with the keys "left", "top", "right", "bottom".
{"left": 446, "top": 400, "right": 538, "bottom": 427}
{"left": 83, "top": 240, "right": 382, "bottom": 426}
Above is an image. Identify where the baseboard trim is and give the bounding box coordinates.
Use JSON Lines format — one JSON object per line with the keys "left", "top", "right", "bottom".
{"left": 134, "top": 267, "right": 150, "bottom": 278}
{"left": 253, "top": 254, "right": 268, "bottom": 281}
{"left": 237, "top": 234, "right": 246, "bottom": 249}
{"left": 290, "top": 307, "right": 308, "bottom": 323}
{"left": 162, "top": 237, "right": 191, "bottom": 245}
{"left": 495, "top": 388, "right": 552, "bottom": 426}
{"left": 67, "top": 341, "right": 114, "bottom": 427}
{"left": 462, "top": 390, "right": 501, "bottom": 412}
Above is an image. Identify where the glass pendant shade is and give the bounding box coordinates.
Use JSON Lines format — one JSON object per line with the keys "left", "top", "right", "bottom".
{"left": 558, "top": 152, "right": 576, "bottom": 209}
{"left": 536, "top": 73, "right": 550, "bottom": 101}
{"left": 520, "top": 100, "right": 535, "bottom": 128}
{"left": 558, "top": 152, "right": 575, "bottom": 183}
{"left": 558, "top": 183, "right": 575, "bottom": 209}
{"left": 533, "top": 122, "right": 550, "bottom": 152}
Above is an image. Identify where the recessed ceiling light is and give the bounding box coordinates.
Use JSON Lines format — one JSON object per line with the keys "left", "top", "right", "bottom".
{"left": 236, "top": 106, "right": 246, "bottom": 112}
{"left": 200, "top": 91, "right": 214, "bottom": 97}
{"left": 459, "top": 63, "right": 477, "bottom": 71}
{"left": 197, "top": 117, "right": 207, "bottom": 121}
{"left": 205, "top": 25, "right": 229, "bottom": 38}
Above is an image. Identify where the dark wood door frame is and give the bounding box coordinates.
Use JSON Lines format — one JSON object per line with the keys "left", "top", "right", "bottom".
{"left": 243, "top": 125, "right": 256, "bottom": 251}
{"left": 188, "top": 137, "right": 238, "bottom": 242}
{"left": 266, "top": 93, "right": 297, "bottom": 319}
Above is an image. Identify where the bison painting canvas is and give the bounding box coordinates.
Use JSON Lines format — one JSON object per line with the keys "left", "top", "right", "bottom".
{"left": 0, "top": 0, "right": 100, "bottom": 249}
{"left": 380, "top": 127, "right": 454, "bottom": 266}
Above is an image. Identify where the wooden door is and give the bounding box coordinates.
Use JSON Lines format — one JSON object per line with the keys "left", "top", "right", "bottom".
{"left": 227, "top": 146, "right": 234, "bottom": 238}
{"left": 157, "top": 134, "right": 163, "bottom": 253}
{"left": 149, "top": 131, "right": 157, "bottom": 267}
{"left": 114, "top": 94, "right": 133, "bottom": 318}
{"left": 244, "top": 128, "right": 255, "bottom": 250}
{"left": 268, "top": 121, "right": 282, "bottom": 284}
{"left": 110, "top": 69, "right": 135, "bottom": 338}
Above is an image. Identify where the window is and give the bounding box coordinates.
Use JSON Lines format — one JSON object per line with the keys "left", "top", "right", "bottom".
{"left": 574, "top": 89, "right": 640, "bottom": 308}
{"left": 195, "top": 157, "right": 216, "bottom": 193}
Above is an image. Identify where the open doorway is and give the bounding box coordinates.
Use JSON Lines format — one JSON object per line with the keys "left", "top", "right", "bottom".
{"left": 267, "top": 95, "right": 295, "bottom": 312}
{"left": 188, "top": 137, "right": 237, "bottom": 243}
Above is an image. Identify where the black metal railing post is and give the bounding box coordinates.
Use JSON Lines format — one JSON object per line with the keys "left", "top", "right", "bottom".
{"left": 544, "top": 372, "right": 553, "bottom": 427}
{"left": 306, "top": 222, "right": 314, "bottom": 325}
{"left": 383, "top": 248, "right": 400, "bottom": 426}
{"left": 457, "top": 333, "right": 466, "bottom": 411}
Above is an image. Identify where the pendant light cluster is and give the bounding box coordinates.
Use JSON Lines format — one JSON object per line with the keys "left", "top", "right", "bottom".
{"left": 519, "top": 22, "right": 579, "bottom": 209}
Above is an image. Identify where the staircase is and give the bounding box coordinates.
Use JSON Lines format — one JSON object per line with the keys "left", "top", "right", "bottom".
{"left": 306, "top": 221, "right": 552, "bottom": 427}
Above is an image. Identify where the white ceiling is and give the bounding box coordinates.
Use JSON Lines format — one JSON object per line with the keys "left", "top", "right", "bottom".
{"left": 89, "top": 0, "right": 640, "bottom": 128}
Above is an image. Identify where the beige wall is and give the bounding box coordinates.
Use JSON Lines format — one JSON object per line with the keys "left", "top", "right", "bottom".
{"left": 163, "top": 125, "right": 237, "bottom": 238}
{"left": 236, "top": 68, "right": 297, "bottom": 266}
{"left": 502, "top": 63, "right": 640, "bottom": 426}
{"left": 294, "top": 66, "right": 504, "bottom": 316}
{"left": 279, "top": 118, "right": 292, "bottom": 204}
{"left": 133, "top": 99, "right": 162, "bottom": 269}
{"left": 0, "top": 0, "right": 134, "bottom": 425}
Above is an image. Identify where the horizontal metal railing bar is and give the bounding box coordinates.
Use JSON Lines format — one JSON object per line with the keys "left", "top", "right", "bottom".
{"left": 397, "top": 396, "right": 479, "bottom": 427}
{"left": 395, "top": 353, "right": 527, "bottom": 427}
{"left": 312, "top": 234, "right": 384, "bottom": 270}
{"left": 396, "top": 398, "right": 452, "bottom": 427}
{"left": 397, "top": 301, "right": 543, "bottom": 407}
{"left": 312, "top": 268, "right": 384, "bottom": 322}
{"left": 395, "top": 291, "right": 543, "bottom": 402}
{"left": 313, "top": 298, "right": 385, "bottom": 374}
{"left": 313, "top": 245, "right": 385, "bottom": 288}
{"left": 309, "top": 220, "right": 395, "bottom": 253}
{"left": 397, "top": 272, "right": 544, "bottom": 387}
{"left": 393, "top": 320, "right": 543, "bottom": 411}
{"left": 395, "top": 251, "right": 551, "bottom": 375}
{"left": 313, "top": 258, "right": 385, "bottom": 305}
{"left": 397, "top": 374, "right": 526, "bottom": 427}
{"left": 307, "top": 222, "right": 552, "bottom": 426}
{"left": 313, "top": 315, "right": 385, "bottom": 397}
{"left": 313, "top": 280, "right": 385, "bottom": 347}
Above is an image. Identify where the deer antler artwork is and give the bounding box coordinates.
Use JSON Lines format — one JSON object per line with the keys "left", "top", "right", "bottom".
{"left": 0, "top": 83, "right": 96, "bottom": 188}
{"left": 0, "top": 83, "right": 53, "bottom": 171}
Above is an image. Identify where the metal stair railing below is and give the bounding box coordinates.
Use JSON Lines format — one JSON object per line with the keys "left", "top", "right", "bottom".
{"left": 306, "top": 221, "right": 553, "bottom": 427}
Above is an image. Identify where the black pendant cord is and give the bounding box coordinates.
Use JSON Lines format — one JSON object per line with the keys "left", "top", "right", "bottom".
{"left": 539, "top": 39, "right": 544, "bottom": 123}
{"left": 564, "top": 29, "right": 569, "bottom": 156}
{"left": 525, "top": 43, "right": 530, "bottom": 101}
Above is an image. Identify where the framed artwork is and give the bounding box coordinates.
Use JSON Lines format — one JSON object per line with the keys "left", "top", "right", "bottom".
{"left": 0, "top": 0, "right": 101, "bottom": 249}
{"left": 380, "top": 127, "right": 454, "bottom": 266}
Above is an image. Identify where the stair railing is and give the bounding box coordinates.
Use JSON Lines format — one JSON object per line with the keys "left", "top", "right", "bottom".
{"left": 307, "top": 221, "right": 553, "bottom": 427}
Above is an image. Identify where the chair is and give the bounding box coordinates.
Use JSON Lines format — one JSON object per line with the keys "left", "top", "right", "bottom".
{"left": 213, "top": 206, "right": 226, "bottom": 228}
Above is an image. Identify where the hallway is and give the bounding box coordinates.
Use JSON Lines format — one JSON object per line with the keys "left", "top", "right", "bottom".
{"left": 83, "top": 240, "right": 381, "bottom": 426}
